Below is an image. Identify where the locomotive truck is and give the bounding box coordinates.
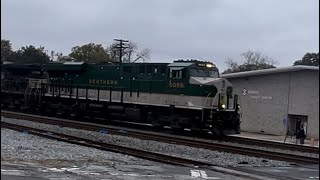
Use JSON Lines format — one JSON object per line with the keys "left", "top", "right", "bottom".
{"left": 1, "top": 60, "right": 241, "bottom": 136}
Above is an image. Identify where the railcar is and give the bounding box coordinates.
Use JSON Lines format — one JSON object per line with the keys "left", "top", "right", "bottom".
{"left": 1, "top": 60, "right": 241, "bottom": 136}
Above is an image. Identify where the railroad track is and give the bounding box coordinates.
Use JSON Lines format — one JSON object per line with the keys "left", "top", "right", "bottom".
{"left": 225, "top": 135, "right": 319, "bottom": 154}
{"left": 2, "top": 110, "right": 319, "bottom": 155}
{"left": 1, "top": 110, "right": 319, "bottom": 165}
{"left": 3, "top": 121, "right": 303, "bottom": 180}
{"left": 1, "top": 121, "right": 212, "bottom": 167}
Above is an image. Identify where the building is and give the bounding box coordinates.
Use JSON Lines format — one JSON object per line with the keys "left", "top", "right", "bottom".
{"left": 221, "top": 66, "right": 319, "bottom": 139}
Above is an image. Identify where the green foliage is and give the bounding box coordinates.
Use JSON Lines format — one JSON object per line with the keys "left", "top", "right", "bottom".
{"left": 1, "top": 39, "right": 13, "bottom": 63}
{"left": 69, "top": 43, "right": 111, "bottom": 63}
{"left": 2, "top": 39, "right": 151, "bottom": 64}
{"left": 6, "top": 45, "right": 50, "bottom": 64}
{"left": 293, "top": 52, "right": 319, "bottom": 66}
{"left": 223, "top": 51, "right": 277, "bottom": 74}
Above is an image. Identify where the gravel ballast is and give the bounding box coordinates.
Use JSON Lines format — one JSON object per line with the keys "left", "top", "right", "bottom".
{"left": 1, "top": 128, "right": 155, "bottom": 166}
{"left": 1, "top": 117, "right": 298, "bottom": 167}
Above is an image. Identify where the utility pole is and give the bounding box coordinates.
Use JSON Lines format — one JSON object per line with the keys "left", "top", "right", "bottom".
{"left": 113, "top": 39, "right": 129, "bottom": 63}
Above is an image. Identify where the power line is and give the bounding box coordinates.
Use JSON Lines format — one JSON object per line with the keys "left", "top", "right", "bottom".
{"left": 113, "top": 39, "right": 129, "bottom": 63}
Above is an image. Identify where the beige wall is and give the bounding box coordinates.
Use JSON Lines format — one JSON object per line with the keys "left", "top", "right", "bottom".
{"left": 226, "top": 70, "right": 319, "bottom": 139}
{"left": 288, "top": 71, "right": 319, "bottom": 138}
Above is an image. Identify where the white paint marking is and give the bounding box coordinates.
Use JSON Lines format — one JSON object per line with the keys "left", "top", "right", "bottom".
{"left": 108, "top": 172, "right": 171, "bottom": 178}
{"left": 109, "top": 172, "right": 119, "bottom": 176}
{"left": 1, "top": 169, "right": 24, "bottom": 176}
{"left": 309, "top": 177, "right": 319, "bottom": 179}
{"left": 82, "top": 172, "right": 101, "bottom": 175}
{"left": 191, "top": 169, "right": 201, "bottom": 177}
{"left": 65, "top": 167, "right": 81, "bottom": 171}
{"left": 190, "top": 170, "right": 221, "bottom": 179}
{"left": 200, "top": 170, "right": 208, "bottom": 178}
{"left": 1, "top": 169, "right": 20, "bottom": 172}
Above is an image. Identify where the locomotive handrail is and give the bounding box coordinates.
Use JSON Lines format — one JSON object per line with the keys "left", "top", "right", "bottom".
{"left": 46, "top": 82, "right": 125, "bottom": 90}
{"left": 130, "top": 79, "right": 166, "bottom": 82}
{"left": 201, "top": 92, "right": 212, "bottom": 122}
{"left": 210, "top": 94, "right": 217, "bottom": 118}
{"left": 2, "top": 80, "right": 28, "bottom": 83}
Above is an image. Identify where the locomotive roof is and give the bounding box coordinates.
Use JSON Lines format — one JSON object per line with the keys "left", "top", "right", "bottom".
{"left": 46, "top": 62, "right": 88, "bottom": 71}
{"left": 168, "top": 62, "right": 194, "bottom": 67}
{"left": 2, "top": 63, "right": 41, "bottom": 70}
{"left": 63, "top": 62, "right": 85, "bottom": 65}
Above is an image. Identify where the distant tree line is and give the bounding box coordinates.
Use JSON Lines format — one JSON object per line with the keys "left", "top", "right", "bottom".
{"left": 293, "top": 52, "right": 319, "bottom": 67}
{"left": 1, "top": 39, "right": 318, "bottom": 73}
{"left": 1, "top": 39, "right": 151, "bottom": 64}
{"left": 222, "top": 51, "right": 277, "bottom": 74}
{"left": 222, "top": 50, "right": 319, "bottom": 74}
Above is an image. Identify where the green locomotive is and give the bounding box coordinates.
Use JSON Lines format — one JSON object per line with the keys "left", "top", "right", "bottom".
{"left": 1, "top": 60, "right": 240, "bottom": 135}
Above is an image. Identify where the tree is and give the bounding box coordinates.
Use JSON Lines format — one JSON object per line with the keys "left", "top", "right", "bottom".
{"left": 49, "top": 51, "right": 68, "bottom": 62}
{"left": 293, "top": 52, "right": 319, "bottom": 66}
{"left": 108, "top": 41, "right": 151, "bottom": 63}
{"left": 223, "top": 51, "right": 277, "bottom": 74}
{"left": 69, "top": 43, "right": 111, "bottom": 63}
{"left": 57, "top": 55, "right": 75, "bottom": 62}
{"left": 1, "top": 39, "right": 13, "bottom": 63}
{"left": 6, "top": 45, "right": 50, "bottom": 64}
{"left": 225, "top": 58, "right": 239, "bottom": 71}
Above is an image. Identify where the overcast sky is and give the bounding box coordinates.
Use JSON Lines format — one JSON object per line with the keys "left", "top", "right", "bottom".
{"left": 1, "top": 0, "right": 319, "bottom": 70}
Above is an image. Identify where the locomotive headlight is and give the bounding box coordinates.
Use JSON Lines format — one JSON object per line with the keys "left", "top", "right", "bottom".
{"left": 206, "top": 64, "right": 213, "bottom": 68}
{"left": 221, "top": 104, "right": 226, "bottom": 109}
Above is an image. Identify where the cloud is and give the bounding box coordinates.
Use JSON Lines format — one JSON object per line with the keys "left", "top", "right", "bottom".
{"left": 1, "top": 0, "right": 319, "bottom": 70}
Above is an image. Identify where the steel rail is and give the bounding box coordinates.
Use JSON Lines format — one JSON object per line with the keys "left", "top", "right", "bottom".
{"left": 224, "top": 135, "right": 319, "bottom": 154}
{"left": 3, "top": 121, "right": 300, "bottom": 180}
{"left": 1, "top": 121, "right": 212, "bottom": 167}
{"left": 1, "top": 110, "right": 319, "bottom": 164}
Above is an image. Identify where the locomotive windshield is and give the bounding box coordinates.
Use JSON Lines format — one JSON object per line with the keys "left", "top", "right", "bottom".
{"left": 189, "top": 68, "right": 219, "bottom": 78}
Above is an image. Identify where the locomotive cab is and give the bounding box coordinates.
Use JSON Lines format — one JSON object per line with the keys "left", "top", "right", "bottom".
{"left": 169, "top": 60, "right": 237, "bottom": 110}
{"left": 168, "top": 60, "right": 240, "bottom": 135}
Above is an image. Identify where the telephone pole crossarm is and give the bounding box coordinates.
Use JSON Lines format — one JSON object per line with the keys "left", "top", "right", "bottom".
{"left": 113, "top": 39, "right": 129, "bottom": 63}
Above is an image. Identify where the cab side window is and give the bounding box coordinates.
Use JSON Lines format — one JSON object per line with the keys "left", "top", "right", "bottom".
{"left": 170, "top": 69, "right": 182, "bottom": 78}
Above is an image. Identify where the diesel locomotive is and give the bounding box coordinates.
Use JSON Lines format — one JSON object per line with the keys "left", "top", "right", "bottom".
{"left": 1, "top": 60, "right": 241, "bottom": 136}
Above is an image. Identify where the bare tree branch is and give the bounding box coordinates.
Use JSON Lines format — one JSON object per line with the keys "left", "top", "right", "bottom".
{"left": 223, "top": 50, "right": 277, "bottom": 74}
